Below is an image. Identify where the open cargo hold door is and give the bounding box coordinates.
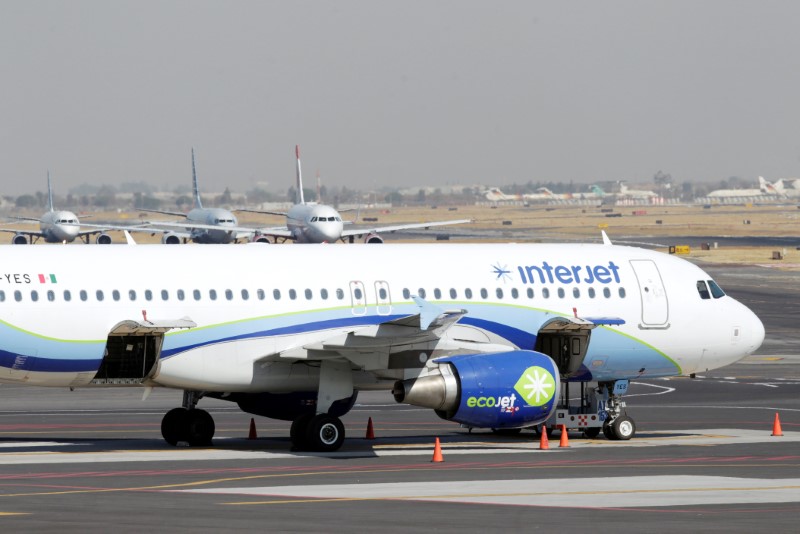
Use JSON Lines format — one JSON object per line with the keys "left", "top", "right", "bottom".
{"left": 535, "top": 317, "right": 596, "bottom": 378}
{"left": 91, "top": 318, "right": 196, "bottom": 385}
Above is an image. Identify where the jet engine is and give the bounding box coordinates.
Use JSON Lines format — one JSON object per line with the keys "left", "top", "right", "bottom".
{"left": 11, "top": 234, "right": 28, "bottom": 245}
{"left": 250, "top": 235, "right": 272, "bottom": 244}
{"left": 95, "top": 233, "right": 112, "bottom": 244}
{"left": 393, "top": 350, "right": 560, "bottom": 429}
{"left": 161, "top": 232, "right": 182, "bottom": 244}
{"left": 363, "top": 233, "right": 384, "bottom": 244}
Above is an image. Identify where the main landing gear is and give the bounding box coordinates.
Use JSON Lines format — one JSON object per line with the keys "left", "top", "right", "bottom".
{"left": 289, "top": 413, "right": 346, "bottom": 452}
{"left": 161, "top": 391, "right": 215, "bottom": 446}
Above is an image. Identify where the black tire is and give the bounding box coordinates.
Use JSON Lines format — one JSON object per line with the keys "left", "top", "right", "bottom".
{"left": 583, "top": 427, "right": 601, "bottom": 439}
{"left": 612, "top": 415, "right": 636, "bottom": 440}
{"left": 491, "top": 428, "right": 523, "bottom": 436}
{"left": 290, "top": 414, "right": 314, "bottom": 450}
{"left": 187, "top": 409, "right": 215, "bottom": 446}
{"left": 305, "top": 414, "right": 345, "bottom": 452}
{"left": 161, "top": 407, "right": 189, "bottom": 446}
{"left": 602, "top": 421, "right": 616, "bottom": 440}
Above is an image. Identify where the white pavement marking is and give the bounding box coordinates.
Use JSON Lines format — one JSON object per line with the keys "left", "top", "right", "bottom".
{"left": 0, "top": 441, "right": 77, "bottom": 449}
{"left": 0, "top": 429, "right": 796, "bottom": 465}
{"left": 181, "top": 476, "right": 800, "bottom": 508}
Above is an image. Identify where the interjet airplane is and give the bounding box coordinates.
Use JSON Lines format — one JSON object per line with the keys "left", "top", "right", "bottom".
{"left": 0, "top": 237, "right": 763, "bottom": 451}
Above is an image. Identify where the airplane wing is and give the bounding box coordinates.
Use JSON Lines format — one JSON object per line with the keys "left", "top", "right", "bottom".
{"left": 234, "top": 208, "right": 288, "bottom": 217}
{"left": 340, "top": 218, "right": 473, "bottom": 238}
{"left": 138, "top": 208, "right": 190, "bottom": 218}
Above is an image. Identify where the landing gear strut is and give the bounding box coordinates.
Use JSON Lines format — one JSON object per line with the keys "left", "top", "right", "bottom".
{"left": 161, "top": 391, "right": 216, "bottom": 446}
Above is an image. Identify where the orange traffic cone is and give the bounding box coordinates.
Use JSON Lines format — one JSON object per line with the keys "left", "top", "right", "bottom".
{"left": 772, "top": 412, "right": 783, "bottom": 437}
{"left": 431, "top": 437, "right": 444, "bottom": 462}
{"left": 365, "top": 417, "right": 375, "bottom": 440}
{"left": 248, "top": 418, "right": 258, "bottom": 440}
{"left": 559, "top": 425, "right": 570, "bottom": 448}
{"left": 539, "top": 427, "right": 550, "bottom": 450}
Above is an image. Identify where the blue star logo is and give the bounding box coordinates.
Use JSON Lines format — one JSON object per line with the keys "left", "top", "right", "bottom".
{"left": 492, "top": 263, "right": 512, "bottom": 283}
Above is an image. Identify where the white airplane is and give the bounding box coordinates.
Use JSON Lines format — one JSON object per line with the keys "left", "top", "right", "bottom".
{"left": 706, "top": 177, "right": 778, "bottom": 199}
{"left": 618, "top": 182, "right": 658, "bottom": 199}
{"left": 772, "top": 177, "right": 800, "bottom": 198}
{"left": 238, "top": 146, "right": 472, "bottom": 243}
{"left": 0, "top": 236, "right": 763, "bottom": 451}
{"left": 137, "top": 149, "right": 270, "bottom": 244}
{"left": 0, "top": 173, "right": 117, "bottom": 245}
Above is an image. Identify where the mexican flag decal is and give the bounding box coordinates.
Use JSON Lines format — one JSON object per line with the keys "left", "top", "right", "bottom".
{"left": 38, "top": 274, "right": 57, "bottom": 284}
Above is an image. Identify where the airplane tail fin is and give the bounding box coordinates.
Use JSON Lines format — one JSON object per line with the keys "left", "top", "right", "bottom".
{"left": 759, "top": 176, "right": 780, "bottom": 194}
{"left": 295, "top": 145, "right": 305, "bottom": 204}
{"left": 191, "top": 148, "right": 203, "bottom": 209}
{"left": 47, "top": 170, "right": 54, "bottom": 212}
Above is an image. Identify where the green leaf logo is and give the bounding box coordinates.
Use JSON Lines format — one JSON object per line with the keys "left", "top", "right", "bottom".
{"left": 513, "top": 366, "right": 556, "bottom": 407}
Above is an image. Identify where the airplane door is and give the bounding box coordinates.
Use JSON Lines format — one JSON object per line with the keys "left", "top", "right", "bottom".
{"left": 374, "top": 280, "right": 392, "bottom": 315}
{"left": 349, "top": 281, "right": 367, "bottom": 316}
{"left": 629, "top": 259, "right": 669, "bottom": 328}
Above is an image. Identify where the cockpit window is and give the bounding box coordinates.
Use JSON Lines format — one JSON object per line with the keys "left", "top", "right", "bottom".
{"left": 696, "top": 280, "right": 711, "bottom": 300}
{"left": 707, "top": 280, "right": 725, "bottom": 299}
{"left": 310, "top": 217, "right": 318, "bottom": 222}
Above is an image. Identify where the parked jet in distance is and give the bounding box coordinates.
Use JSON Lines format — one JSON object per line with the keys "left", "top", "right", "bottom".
{"left": 0, "top": 173, "right": 117, "bottom": 245}
{"left": 772, "top": 177, "right": 800, "bottom": 198}
{"left": 137, "top": 149, "right": 270, "bottom": 244}
{"left": 0, "top": 238, "right": 763, "bottom": 451}
{"left": 237, "top": 146, "right": 472, "bottom": 243}
{"left": 617, "top": 182, "right": 658, "bottom": 200}
{"left": 706, "top": 176, "right": 778, "bottom": 199}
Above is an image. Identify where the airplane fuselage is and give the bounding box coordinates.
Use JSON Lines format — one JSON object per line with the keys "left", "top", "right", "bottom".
{"left": 286, "top": 203, "right": 344, "bottom": 243}
{"left": 185, "top": 207, "right": 239, "bottom": 244}
{"left": 39, "top": 210, "right": 81, "bottom": 243}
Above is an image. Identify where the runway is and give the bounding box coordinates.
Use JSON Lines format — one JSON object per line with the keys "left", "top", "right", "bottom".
{"left": 0, "top": 265, "right": 798, "bottom": 531}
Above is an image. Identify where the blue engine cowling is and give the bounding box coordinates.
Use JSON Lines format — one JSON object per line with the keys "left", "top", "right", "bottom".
{"left": 393, "top": 350, "right": 560, "bottom": 429}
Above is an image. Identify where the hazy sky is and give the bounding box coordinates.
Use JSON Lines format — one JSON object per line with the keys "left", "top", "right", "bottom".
{"left": 2, "top": 1, "right": 800, "bottom": 197}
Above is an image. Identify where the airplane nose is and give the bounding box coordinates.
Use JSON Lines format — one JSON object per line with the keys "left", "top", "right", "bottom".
{"left": 748, "top": 311, "right": 765, "bottom": 354}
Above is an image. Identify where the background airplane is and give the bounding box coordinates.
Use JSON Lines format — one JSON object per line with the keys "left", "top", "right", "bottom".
{"left": 617, "top": 182, "right": 658, "bottom": 199}
{"left": 0, "top": 173, "right": 117, "bottom": 244}
{"left": 237, "top": 146, "right": 472, "bottom": 243}
{"left": 706, "top": 176, "right": 778, "bottom": 199}
{"left": 137, "top": 149, "right": 270, "bottom": 244}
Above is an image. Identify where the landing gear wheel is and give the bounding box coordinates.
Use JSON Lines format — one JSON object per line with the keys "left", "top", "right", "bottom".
{"left": 491, "top": 428, "right": 523, "bottom": 436}
{"left": 583, "top": 427, "right": 601, "bottom": 439}
{"left": 186, "top": 409, "right": 215, "bottom": 446}
{"left": 305, "top": 414, "right": 345, "bottom": 452}
{"left": 161, "top": 407, "right": 189, "bottom": 446}
{"left": 290, "top": 414, "right": 314, "bottom": 450}
{"left": 533, "top": 424, "right": 554, "bottom": 437}
{"left": 602, "top": 421, "right": 616, "bottom": 440}
{"left": 611, "top": 415, "right": 636, "bottom": 440}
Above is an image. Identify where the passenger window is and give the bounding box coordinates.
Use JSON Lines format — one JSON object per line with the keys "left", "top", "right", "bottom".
{"left": 379, "top": 288, "right": 387, "bottom": 300}
{"left": 177, "top": 289, "right": 185, "bottom": 301}
{"left": 304, "top": 289, "right": 312, "bottom": 300}
{"left": 47, "top": 290, "right": 55, "bottom": 302}
{"left": 480, "top": 288, "right": 488, "bottom": 299}
{"left": 527, "top": 288, "right": 534, "bottom": 299}
{"left": 496, "top": 288, "right": 503, "bottom": 299}
{"left": 619, "top": 287, "right": 626, "bottom": 298}
{"left": 96, "top": 290, "right": 104, "bottom": 302}
{"left": 434, "top": 288, "right": 441, "bottom": 299}
{"left": 417, "top": 288, "right": 426, "bottom": 298}
{"left": 402, "top": 288, "right": 410, "bottom": 299}
{"left": 242, "top": 289, "right": 249, "bottom": 300}
{"left": 161, "top": 290, "right": 168, "bottom": 301}
{"left": 193, "top": 289, "right": 201, "bottom": 301}
{"left": 112, "top": 290, "right": 120, "bottom": 301}
{"left": 573, "top": 288, "right": 580, "bottom": 298}
{"left": 321, "top": 288, "right": 329, "bottom": 300}
{"left": 129, "top": 290, "right": 137, "bottom": 301}
{"left": 273, "top": 289, "right": 281, "bottom": 300}
{"left": 0, "top": 291, "right": 5, "bottom": 302}
{"left": 14, "top": 290, "right": 22, "bottom": 302}
{"left": 588, "top": 287, "right": 596, "bottom": 299}
{"left": 542, "top": 288, "right": 550, "bottom": 299}
{"left": 465, "top": 288, "right": 473, "bottom": 299}
{"left": 557, "top": 288, "right": 565, "bottom": 298}
{"left": 145, "top": 290, "right": 153, "bottom": 301}
{"left": 257, "top": 289, "right": 265, "bottom": 300}
{"left": 225, "top": 289, "right": 233, "bottom": 300}
{"left": 696, "top": 281, "right": 711, "bottom": 300}
{"left": 63, "top": 290, "right": 71, "bottom": 302}
{"left": 209, "top": 289, "right": 217, "bottom": 301}
{"left": 450, "top": 288, "right": 457, "bottom": 299}
{"left": 80, "top": 290, "right": 88, "bottom": 301}
{"left": 511, "top": 288, "right": 519, "bottom": 299}
{"left": 30, "top": 290, "right": 39, "bottom": 302}
{"left": 289, "top": 289, "right": 297, "bottom": 300}
{"left": 336, "top": 288, "right": 345, "bottom": 300}
{"left": 603, "top": 287, "right": 611, "bottom": 298}
{"left": 707, "top": 280, "right": 725, "bottom": 299}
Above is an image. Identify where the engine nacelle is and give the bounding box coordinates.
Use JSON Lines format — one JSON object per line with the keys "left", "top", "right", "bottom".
{"left": 95, "top": 233, "right": 112, "bottom": 245}
{"left": 211, "top": 391, "right": 358, "bottom": 421}
{"left": 363, "top": 233, "right": 384, "bottom": 244}
{"left": 11, "top": 233, "right": 29, "bottom": 245}
{"left": 393, "top": 350, "right": 560, "bottom": 429}
{"left": 250, "top": 235, "right": 272, "bottom": 244}
{"left": 161, "top": 232, "right": 182, "bottom": 244}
